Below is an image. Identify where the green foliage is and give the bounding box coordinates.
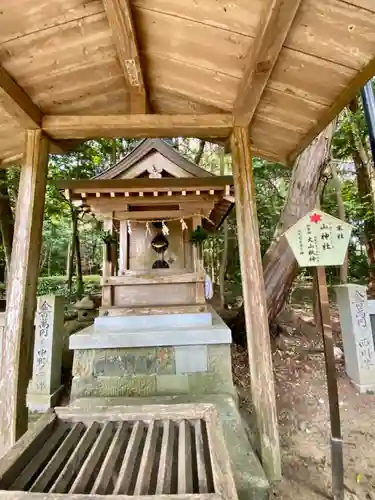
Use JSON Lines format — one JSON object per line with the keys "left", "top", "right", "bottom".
{"left": 190, "top": 226, "right": 209, "bottom": 246}
{"left": 37, "top": 275, "right": 101, "bottom": 301}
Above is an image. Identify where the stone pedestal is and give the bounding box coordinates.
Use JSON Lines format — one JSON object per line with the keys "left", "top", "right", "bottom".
{"left": 335, "top": 284, "right": 375, "bottom": 393}
{"left": 27, "top": 295, "right": 65, "bottom": 411}
{"left": 69, "top": 307, "right": 235, "bottom": 400}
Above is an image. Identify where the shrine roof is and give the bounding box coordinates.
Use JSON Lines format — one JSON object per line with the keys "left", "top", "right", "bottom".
{"left": 0, "top": 1, "right": 374, "bottom": 166}
{"left": 95, "top": 139, "right": 215, "bottom": 180}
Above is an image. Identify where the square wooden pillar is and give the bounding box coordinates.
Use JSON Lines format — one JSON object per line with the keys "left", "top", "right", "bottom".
{"left": 231, "top": 126, "right": 281, "bottom": 480}
{"left": 0, "top": 130, "right": 50, "bottom": 453}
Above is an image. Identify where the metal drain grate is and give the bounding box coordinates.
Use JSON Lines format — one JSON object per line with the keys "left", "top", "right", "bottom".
{"left": 0, "top": 404, "right": 238, "bottom": 500}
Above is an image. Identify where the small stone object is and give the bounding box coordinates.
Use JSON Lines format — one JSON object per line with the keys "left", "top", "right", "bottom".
{"left": 74, "top": 296, "right": 95, "bottom": 310}
{"left": 334, "top": 346, "right": 344, "bottom": 361}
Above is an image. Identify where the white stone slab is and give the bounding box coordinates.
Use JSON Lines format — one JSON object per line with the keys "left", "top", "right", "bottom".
{"left": 335, "top": 284, "right": 375, "bottom": 392}
{"left": 175, "top": 345, "right": 208, "bottom": 374}
{"left": 94, "top": 312, "right": 212, "bottom": 331}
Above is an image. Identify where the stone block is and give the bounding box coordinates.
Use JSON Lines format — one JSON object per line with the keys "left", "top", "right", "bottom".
{"left": 93, "top": 348, "right": 157, "bottom": 376}
{"left": 71, "top": 375, "right": 157, "bottom": 399}
{"left": 72, "top": 350, "right": 95, "bottom": 378}
{"left": 27, "top": 295, "right": 65, "bottom": 410}
{"left": 335, "top": 284, "right": 375, "bottom": 391}
{"left": 175, "top": 345, "right": 207, "bottom": 374}
{"left": 156, "top": 347, "right": 175, "bottom": 374}
{"left": 188, "top": 372, "right": 234, "bottom": 395}
{"left": 208, "top": 344, "right": 233, "bottom": 379}
{"left": 156, "top": 374, "right": 189, "bottom": 394}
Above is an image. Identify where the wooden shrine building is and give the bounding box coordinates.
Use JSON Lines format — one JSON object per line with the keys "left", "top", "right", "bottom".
{"left": 60, "top": 139, "right": 234, "bottom": 312}
{"left": 0, "top": 0, "right": 373, "bottom": 487}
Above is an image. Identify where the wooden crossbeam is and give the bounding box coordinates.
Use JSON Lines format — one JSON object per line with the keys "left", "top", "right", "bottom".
{"left": 0, "top": 66, "right": 42, "bottom": 129}
{"left": 0, "top": 66, "right": 80, "bottom": 156}
{"left": 42, "top": 114, "right": 233, "bottom": 139}
{"left": 233, "top": 0, "right": 302, "bottom": 127}
{"left": 103, "top": 0, "right": 146, "bottom": 113}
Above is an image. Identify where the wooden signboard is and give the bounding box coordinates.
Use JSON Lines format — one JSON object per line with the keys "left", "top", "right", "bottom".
{"left": 285, "top": 210, "right": 353, "bottom": 500}
{"left": 284, "top": 209, "right": 352, "bottom": 268}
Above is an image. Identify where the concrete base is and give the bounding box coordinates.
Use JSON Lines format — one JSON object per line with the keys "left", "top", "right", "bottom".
{"left": 70, "top": 344, "right": 235, "bottom": 400}
{"left": 350, "top": 378, "right": 375, "bottom": 394}
{"left": 95, "top": 311, "right": 212, "bottom": 330}
{"left": 27, "top": 384, "right": 64, "bottom": 412}
{"left": 70, "top": 307, "right": 231, "bottom": 350}
{"left": 69, "top": 394, "right": 270, "bottom": 500}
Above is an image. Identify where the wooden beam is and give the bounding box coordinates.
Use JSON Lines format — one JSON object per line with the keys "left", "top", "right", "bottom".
{"left": 57, "top": 175, "right": 233, "bottom": 193}
{"left": 103, "top": 0, "right": 146, "bottom": 113}
{"left": 0, "top": 66, "right": 42, "bottom": 129}
{"left": 288, "top": 55, "right": 375, "bottom": 164}
{"left": 0, "top": 130, "right": 50, "bottom": 452}
{"left": 233, "top": 0, "right": 301, "bottom": 127}
{"left": 230, "top": 126, "right": 281, "bottom": 480}
{"left": 42, "top": 114, "right": 233, "bottom": 140}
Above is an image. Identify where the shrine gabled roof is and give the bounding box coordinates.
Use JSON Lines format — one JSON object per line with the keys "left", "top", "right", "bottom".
{"left": 0, "top": 1, "right": 374, "bottom": 166}
{"left": 95, "top": 139, "right": 215, "bottom": 179}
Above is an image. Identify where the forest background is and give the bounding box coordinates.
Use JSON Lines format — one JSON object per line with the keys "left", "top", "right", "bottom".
{"left": 0, "top": 84, "right": 374, "bottom": 339}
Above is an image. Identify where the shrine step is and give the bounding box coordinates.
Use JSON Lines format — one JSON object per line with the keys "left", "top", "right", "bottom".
{"left": 99, "top": 303, "right": 209, "bottom": 316}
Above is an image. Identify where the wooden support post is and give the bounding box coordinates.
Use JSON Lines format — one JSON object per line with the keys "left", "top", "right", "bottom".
{"left": 230, "top": 126, "right": 281, "bottom": 480}
{"left": 192, "top": 215, "right": 203, "bottom": 273}
{"left": 119, "top": 219, "right": 129, "bottom": 275}
{"left": 102, "top": 216, "right": 115, "bottom": 279}
{"left": 0, "top": 130, "right": 49, "bottom": 453}
{"left": 315, "top": 266, "right": 344, "bottom": 500}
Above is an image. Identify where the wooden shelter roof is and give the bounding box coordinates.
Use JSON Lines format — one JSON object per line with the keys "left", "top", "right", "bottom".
{"left": 0, "top": 0, "right": 374, "bottom": 166}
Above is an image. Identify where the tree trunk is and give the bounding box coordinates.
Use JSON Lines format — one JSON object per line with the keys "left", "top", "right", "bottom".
{"left": 194, "top": 140, "right": 205, "bottom": 165}
{"left": 230, "top": 122, "right": 336, "bottom": 339}
{"left": 347, "top": 99, "right": 375, "bottom": 296}
{"left": 75, "top": 233, "right": 84, "bottom": 299}
{"left": 74, "top": 216, "right": 84, "bottom": 298}
{"left": 67, "top": 209, "right": 77, "bottom": 295}
{"left": 219, "top": 149, "right": 228, "bottom": 309}
{"left": 0, "top": 170, "right": 14, "bottom": 272}
{"left": 330, "top": 162, "right": 348, "bottom": 283}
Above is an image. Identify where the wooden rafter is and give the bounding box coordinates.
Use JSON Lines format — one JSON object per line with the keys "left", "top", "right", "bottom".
{"left": 0, "top": 66, "right": 42, "bottom": 129}
{"left": 288, "top": 54, "right": 375, "bottom": 164}
{"left": 233, "top": 0, "right": 302, "bottom": 127}
{"left": 103, "top": 0, "right": 146, "bottom": 113}
{"left": 42, "top": 114, "right": 233, "bottom": 140}
{"left": 0, "top": 65, "right": 77, "bottom": 156}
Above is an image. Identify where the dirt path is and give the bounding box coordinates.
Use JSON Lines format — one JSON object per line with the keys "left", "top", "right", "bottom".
{"left": 232, "top": 318, "right": 375, "bottom": 500}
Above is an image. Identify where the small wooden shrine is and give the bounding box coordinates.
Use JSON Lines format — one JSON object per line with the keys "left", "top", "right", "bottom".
{"left": 57, "top": 139, "right": 237, "bottom": 414}
{"left": 60, "top": 139, "right": 234, "bottom": 313}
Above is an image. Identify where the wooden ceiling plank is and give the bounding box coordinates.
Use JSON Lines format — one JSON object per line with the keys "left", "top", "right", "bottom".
{"left": 233, "top": 0, "right": 302, "bottom": 127}
{"left": 0, "top": 66, "right": 42, "bottom": 129}
{"left": 288, "top": 54, "right": 375, "bottom": 164}
{"left": 42, "top": 114, "right": 233, "bottom": 139}
{"left": 103, "top": 0, "right": 146, "bottom": 113}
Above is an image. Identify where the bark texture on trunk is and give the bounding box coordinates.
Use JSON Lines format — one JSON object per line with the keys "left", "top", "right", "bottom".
{"left": 330, "top": 162, "right": 348, "bottom": 283}
{"left": 0, "top": 170, "right": 14, "bottom": 272}
{"left": 230, "top": 122, "right": 336, "bottom": 337}
{"left": 348, "top": 100, "right": 375, "bottom": 297}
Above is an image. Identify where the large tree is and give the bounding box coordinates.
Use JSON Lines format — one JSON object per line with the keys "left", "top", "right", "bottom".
{"left": 230, "top": 121, "right": 337, "bottom": 336}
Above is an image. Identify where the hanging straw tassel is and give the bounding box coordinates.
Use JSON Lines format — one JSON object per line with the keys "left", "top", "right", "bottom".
{"left": 161, "top": 221, "right": 169, "bottom": 236}
{"left": 127, "top": 221, "right": 132, "bottom": 234}
{"left": 145, "top": 221, "right": 152, "bottom": 237}
{"left": 180, "top": 218, "right": 188, "bottom": 231}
